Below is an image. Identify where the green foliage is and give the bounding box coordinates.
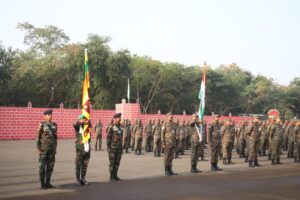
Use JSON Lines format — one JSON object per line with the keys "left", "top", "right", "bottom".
{"left": 0, "top": 23, "right": 299, "bottom": 119}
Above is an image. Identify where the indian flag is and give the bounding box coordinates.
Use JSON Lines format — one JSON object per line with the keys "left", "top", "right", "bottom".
{"left": 82, "top": 49, "right": 91, "bottom": 144}
{"left": 198, "top": 67, "right": 206, "bottom": 121}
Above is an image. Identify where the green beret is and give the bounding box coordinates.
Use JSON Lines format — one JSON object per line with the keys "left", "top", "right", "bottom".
{"left": 78, "top": 114, "right": 86, "bottom": 120}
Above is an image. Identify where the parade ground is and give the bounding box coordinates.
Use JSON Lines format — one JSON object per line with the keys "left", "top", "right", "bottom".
{"left": 0, "top": 140, "right": 299, "bottom": 200}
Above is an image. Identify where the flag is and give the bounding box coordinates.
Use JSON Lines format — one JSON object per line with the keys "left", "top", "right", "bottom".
{"left": 127, "top": 78, "right": 130, "bottom": 103}
{"left": 198, "top": 66, "right": 206, "bottom": 121}
{"left": 81, "top": 49, "right": 91, "bottom": 144}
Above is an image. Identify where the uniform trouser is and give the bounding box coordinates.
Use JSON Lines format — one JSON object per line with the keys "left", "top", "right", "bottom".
{"left": 271, "top": 140, "right": 281, "bottom": 160}
{"left": 288, "top": 140, "right": 294, "bottom": 155}
{"left": 95, "top": 133, "right": 102, "bottom": 150}
{"left": 164, "top": 146, "right": 175, "bottom": 167}
{"left": 210, "top": 144, "right": 220, "bottom": 164}
{"left": 144, "top": 136, "right": 153, "bottom": 152}
{"left": 134, "top": 136, "right": 143, "bottom": 152}
{"left": 122, "top": 135, "right": 130, "bottom": 150}
{"left": 283, "top": 135, "right": 288, "bottom": 150}
{"left": 259, "top": 137, "right": 268, "bottom": 154}
{"left": 294, "top": 143, "right": 300, "bottom": 158}
{"left": 248, "top": 139, "right": 259, "bottom": 161}
{"left": 153, "top": 136, "right": 162, "bottom": 155}
{"left": 108, "top": 148, "right": 122, "bottom": 171}
{"left": 39, "top": 149, "right": 55, "bottom": 182}
{"left": 75, "top": 148, "right": 90, "bottom": 179}
{"left": 235, "top": 138, "right": 240, "bottom": 153}
{"left": 239, "top": 139, "right": 246, "bottom": 156}
{"left": 199, "top": 141, "right": 205, "bottom": 159}
{"left": 179, "top": 138, "right": 185, "bottom": 155}
{"left": 130, "top": 134, "right": 135, "bottom": 150}
{"left": 222, "top": 141, "right": 233, "bottom": 159}
{"left": 219, "top": 144, "right": 223, "bottom": 157}
{"left": 191, "top": 143, "right": 200, "bottom": 166}
{"left": 245, "top": 139, "right": 249, "bottom": 158}
{"left": 175, "top": 139, "right": 180, "bottom": 157}
{"left": 185, "top": 136, "right": 191, "bottom": 149}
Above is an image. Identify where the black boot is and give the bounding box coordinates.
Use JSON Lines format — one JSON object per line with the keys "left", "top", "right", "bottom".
{"left": 211, "top": 163, "right": 217, "bottom": 171}
{"left": 268, "top": 154, "right": 271, "bottom": 160}
{"left": 254, "top": 159, "right": 262, "bottom": 167}
{"left": 249, "top": 161, "right": 254, "bottom": 168}
{"left": 287, "top": 151, "right": 290, "bottom": 158}
{"left": 223, "top": 158, "right": 228, "bottom": 165}
{"left": 109, "top": 170, "right": 115, "bottom": 182}
{"left": 40, "top": 179, "right": 47, "bottom": 190}
{"left": 191, "top": 165, "right": 202, "bottom": 173}
{"left": 245, "top": 156, "right": 248, "bottom": 162}
{"left": 76, "top": 178, "right": 83, "bottom": 186}
{"left": 271, "top": 159, "right": 276, "bottom": 165}
{"left": 165, "top": 166, "right": 171, "bottom": 176}
{"left": 169, "top": 166, "right": 177, "bottom": 175}
{"left": 294, "top": 157, "right": 298, "bottom": 163}
{"left": 276, "top": 158, "right": 282, "bottom": 165}
{"left": 214, "top": 163, "right": 222, "bottom": 171}
{"left": 114, "top": 168, "right": 122, "bottom": 181}
{"left": 228, "top": 158, "right": 234, "bottom": 164}
{"left": 45, "top": 178, "right": 55, "bottom": 189}
{"left": 298, "top": 157, "right": 300, "bottom": 163}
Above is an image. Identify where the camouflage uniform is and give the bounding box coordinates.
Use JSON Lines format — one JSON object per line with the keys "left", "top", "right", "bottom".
{"left": 259, "top": 123, "right": 269, "bottom": 156}
{"left": 74, "top": 120, "right": 91, "bottom": 185}
{"left": 144, "top": 121, "right": 153, "bottom": 152}
{"left": 190, "top": 120, "right": 203, "bottom": 173}
{"left": 267, "top": 122, "right": 274, "bottom": 160}
{"left": 269, "top": 121, "right": 283, "bottom": 164}
{"left": 122, "top": 120, "right": 131, "bottom": 153}
{"left": 107, "top": 119, "right": 123, "bottom": 181}
{"left": 238, "top": 122, "right": 247, "bottom": 158}
{"left": 208, "top": 119, "right": 222, "bottom": 171}
{"left": 94, "top": 121, "right": 102, "bottom": 151}
{"left": 174, "top": 120, "right": 180, "bottom": 158}
{"left": 36, "top": 120, "right": 57, "bottom": 189}
{"left": 133, "top": 121, "right": 143, "bottom": 155}
{"left": 153, "top": 120, "right": 162, "bottom": 157}
{"left": 293, "top": 123, "right": 300, "bottom": 162}
{"left": 179, "top": 121, "right": 186, "bottom": 155}
{"left": 162, "top": 119, "right": 177, "bottom": 176}
{"left": 185, "top": 122, "right": 191, "bottom": 150}
{"left": 130, "top": 121, "right": 136, "bottom": 151}
{"left": 246, "top": 121, "right": 261, "bottom": 167}
{"left": 221, "top": 123, "right": 234, "bottom": 165}
{"left": 287, "top": 123, "right": 295, "bottom": 158}
{"left": 282, "top": 121, "right": 290, "bottom": 151}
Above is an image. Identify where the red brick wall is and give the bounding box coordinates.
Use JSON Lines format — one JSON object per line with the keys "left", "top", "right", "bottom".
{"left": 0, "top": 104, "right": 253, "bottom": 140}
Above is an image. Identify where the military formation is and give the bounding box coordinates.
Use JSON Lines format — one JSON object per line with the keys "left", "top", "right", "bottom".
{"left": 36, "top": 110, "right": 300, "bottom": 189}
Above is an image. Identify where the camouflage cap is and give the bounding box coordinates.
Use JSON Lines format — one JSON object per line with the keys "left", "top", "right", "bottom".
{"left": 43, "top": 109, "right": 53, "bottom": 115}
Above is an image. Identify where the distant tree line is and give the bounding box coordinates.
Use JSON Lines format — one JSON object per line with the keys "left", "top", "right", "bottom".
{"left": 0, "top": 22, "right": 299, "bottom": 119}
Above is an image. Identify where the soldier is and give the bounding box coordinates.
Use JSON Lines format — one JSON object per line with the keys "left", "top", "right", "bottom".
{"left": 282, "top": 120, "right": 290, "bottom": 151}
{"left": 198, "top": 121, "right": 207, "bottom": 162}
{"left": 94, "top": 119, "right": 103, "bottom": 151}
{"left": 144, "top": 119, "right": 153, "bottom": 152}
{"left": 153, "top": 119, "right": 162, "bottom": 157}
{"left": 185, "top": 120, "right": 191, "bottom": 150}
{"left": 208, "top": 114, "right": 222, "bottom": 171}
{"left": 238, "top": 121, "right": 247, "bottom": 158}
{"left": 130, "top": 119, "right": 138, "bottom": 151}
{"left": 123, "top": 119, "right": 131, "bottom": 153}
{"left": 36, "top": 109, "right": 57, "bottom": 189}
{"left": 133, "top": 119, "right": 143, "bottom": 155}
{"left": 106, "top": 119, "right": 113, "bottom": 139}
{"left": 190, "top": 114, "right": 203, "bottom": 173}
{"left": 246, "top": 117, "right": 261, "bottom": 168}
{"left": 107, "top": 113, "right": 123, "bottom": 182}
{"left": 293, "top": 121, "right": 300, "bottom": 163}
{"left": 269, "top": 118, "right": 283, "bottom": 165}
{"left": 174, "top": 119, "right": 181, "bottom": 158}
{"left": 179, "top": 120, "right": 186, "bottom": 155}
{"left": 221, "top": 119, "right": 234, "bottom": 165}
{"left": 73, "top": 114, "right": 91, "bottom": 186}
{"left": 259, "top": 121, "right": 269, "bottom": 156}
{"left": 267, "top": 120, "right": 275, "bottom": 160}
{"left": 287, "top": 121, "right": 295, "bottom": 158}
{"left": 162, "top": 113, "right": 178, "bottom": 176}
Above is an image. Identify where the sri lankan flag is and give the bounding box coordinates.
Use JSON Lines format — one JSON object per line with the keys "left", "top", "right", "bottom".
{"left": 82, "top": 49, "right": 91, "bottom": 144}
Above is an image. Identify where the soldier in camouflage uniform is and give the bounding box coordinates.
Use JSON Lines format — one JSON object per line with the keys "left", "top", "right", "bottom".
{"left": 246, "top": 117, "right": 261, "bottom": 168}
{"left": 153, "top": 119, "right": 162, "bottom": 157}
{"left": 208, "top": 114, "right": 222, "bottom": 171}
{"left": 287, "top": 121, "right": 295, "bottom": 158}
{"left": 293, "top": 121, "right": 300, "bottom": 163}
{"left": 269, "top": 118, "right": 283, "bottom": 165}
{"left": 162, "top": 113, "right": 178, "bottom": 176}
{"left": 179, "top": 120, "right": 186, "bottom": 155}
{"left": 237, "top": 121, "right": 247, "bottom": 158}
{"left": 185, "top": 120, "right": 191, "bottom": 150}
{"left": 221, "top": 119, "right": 234, "bottom": 165}
{"left": 130, "top": 120, "right": 137, "bottom": 151}
{"left": 36, "top": 109, "right": 57, "bottom": 189}
{"left": 133, "top": 119, "right": 143, "bottom": 155}
{"left": 282, "top": 121, "right": 290, "bottom": 151}
{"left": 267, "top": 120, "right": 275, "bottom": 160}
{"left": 94, "top": 119, "right": 103, "bottom": 151}
{"left": 144, "top": 119, "right": 153, "bottom": 152}
{"left": 73, "top": 114, "right": 92, "bottom": 186}
{"left": 107, "top": 113, "right": 123, "bottom": 182}
{"left": 259, "top": 121, "right": 269, "bottom": 156}
{"left": 122, "top": 120, "right": 131, "bottom": 153}
{"left": 190, "top": 114, "right": 203, "bottom": 173}
{"left": 174, "top": 119, "right": 181, "bottom": 158}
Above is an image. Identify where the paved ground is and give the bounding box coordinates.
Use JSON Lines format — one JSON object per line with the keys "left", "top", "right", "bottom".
{"left": 0, "top": 140, "right": 299, "bottom": 199}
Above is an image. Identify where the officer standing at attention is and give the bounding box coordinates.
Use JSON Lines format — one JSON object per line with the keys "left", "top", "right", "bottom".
{"left": 73, "top": 114, "right": 91, "bottom": 186}
{"left": 162, "top": 113, "right": 178, "bottom": 176}
{"left": 107, "top": 113, "right": 123, "bottom": 182}
{"left": 36, "top": 109, "right": 57, "bottom": 189}
{"left": 190, "top": 114, "right": 203, "bottom": 173}
{"left": 94, "top": 119, "right": 103, "bottom": 151}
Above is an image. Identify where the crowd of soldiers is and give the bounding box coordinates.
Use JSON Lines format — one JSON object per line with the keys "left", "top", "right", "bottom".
{"left": 36, "top": 109, "right": 300, "bottom": 189}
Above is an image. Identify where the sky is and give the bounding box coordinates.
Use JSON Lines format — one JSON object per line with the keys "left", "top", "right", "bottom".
{"left": 1, "top": 0, "right": 299, "bottom": 85}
